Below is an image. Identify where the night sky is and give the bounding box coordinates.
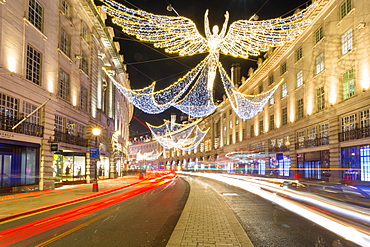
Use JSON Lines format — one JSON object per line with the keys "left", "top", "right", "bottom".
{"left": 108, "top": 0, "right": 310, "bottom": 136}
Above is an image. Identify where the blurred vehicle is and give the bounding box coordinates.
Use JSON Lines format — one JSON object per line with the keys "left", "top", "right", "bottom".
{"left": 297, "top": 184, "right": 370, "bottom": 208}
{"left": 280, "top": 180, "right": 306, "bottom": 189}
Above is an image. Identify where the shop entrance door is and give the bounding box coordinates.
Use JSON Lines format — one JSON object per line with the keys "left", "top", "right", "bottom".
{"left": 0, "top": 153, "right": 12, "bottom": 188}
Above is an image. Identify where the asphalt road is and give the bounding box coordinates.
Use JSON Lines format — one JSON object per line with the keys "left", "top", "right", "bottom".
{"left": 186, "top": 175, "right": 360, "bottom": 247}
{"left": 1, "top": 177, "right": 189, "bottom": 247}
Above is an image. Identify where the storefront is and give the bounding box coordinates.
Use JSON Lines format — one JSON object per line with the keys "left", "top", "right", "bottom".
{"left": 0, "top": 137, "right": 40, "bottom": 190}
{"left": 52, "top": 143, "right": 87, "bottom": 182}
{"left": 297, "top": 150, "right": 330, "bottom": 180}
{"left": 98, "top": 156, "right": 109, "bottom": 178}
{"left": 269, "top": 154, "right": 291, "bottom": 177}
{"left": 342, "top": 145, "right": 370, "bottom": 183}
{"left": 53, "top": 152, "right": 86, "bottom": 182}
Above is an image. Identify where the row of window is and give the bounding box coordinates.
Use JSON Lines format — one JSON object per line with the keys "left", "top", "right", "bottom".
{"left": 54, "top": 114, "right": 85, "bottom": 136}
{"left": 0, "top": 92, "right": 40, "bottom": 125}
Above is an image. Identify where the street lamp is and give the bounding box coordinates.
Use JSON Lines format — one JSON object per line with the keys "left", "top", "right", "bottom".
{"left": 92, "top": 127, "right": 101, "bottom": 192}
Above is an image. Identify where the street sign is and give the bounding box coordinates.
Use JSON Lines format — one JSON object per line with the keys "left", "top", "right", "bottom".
{"left": 50, "top": 143, "right": 58, "bottom": 152}
{"left": 90, "top": 148, "right": 100, "bottom": 159}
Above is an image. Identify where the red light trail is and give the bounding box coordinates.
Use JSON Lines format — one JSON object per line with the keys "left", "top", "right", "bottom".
{"left": 0, "top": 173, "right": 177, "bottom": 246}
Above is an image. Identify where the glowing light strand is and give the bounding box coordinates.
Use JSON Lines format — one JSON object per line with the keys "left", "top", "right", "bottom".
{"left": 219, "top": 61, "right": 284, "bottom": 120}
{"left": 148, "top": 119, "right": 209, "bottom": 151}
{"left": 101, "top": 0, "right": 315, "bottom": 118}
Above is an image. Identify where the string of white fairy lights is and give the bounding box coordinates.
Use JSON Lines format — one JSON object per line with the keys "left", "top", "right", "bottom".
{"left": 146, "top": 119, "right": 209, "bottom": 151}
{"left": 100, "top": 0, "right": 316, "bottom": 150}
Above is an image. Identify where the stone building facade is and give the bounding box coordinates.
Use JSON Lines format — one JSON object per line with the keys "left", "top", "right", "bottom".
{"left": 0, "top": 0, "right": 133, "bottom": 191}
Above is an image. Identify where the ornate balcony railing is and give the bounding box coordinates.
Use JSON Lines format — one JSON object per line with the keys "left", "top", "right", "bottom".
{"left": 0, "top": 114, "right": 43, "bottom": 137}
{"left": 268, "top": 145, "right": 290, "bottom": 153}
{"left": 54, "top": 130, "right": 87, "bottom": 147}
{"left": 295, "top": 136, "right": 329, "bottom": 149}
{"left": 339, "top": 126, "right": 370, "bottom": 142}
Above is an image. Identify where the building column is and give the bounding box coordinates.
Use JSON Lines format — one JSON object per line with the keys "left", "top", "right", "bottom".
{"left": 40, "top": 98, "right": 55, "bottom": 191}
{"left": 328, "top": 116, "right": 341, "bottom": 183}
{"left": 109, "top": 155, "right": 116, "bottom": 178}
{"left": 283, "top": 133, "right": 297, "bottom": 179}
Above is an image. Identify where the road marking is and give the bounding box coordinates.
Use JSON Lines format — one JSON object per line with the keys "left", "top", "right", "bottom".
{"left": 34, "top": 197, "right": 140, "bottom": 247}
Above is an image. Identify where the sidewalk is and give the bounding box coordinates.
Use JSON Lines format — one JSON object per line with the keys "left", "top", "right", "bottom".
{"left": 167, "top": 175, "right": 253, "bottom": 247}
{"left": 0, "top": 176, "right": 141, "bottom": 220}
{"left": 0, "top": 174, "right": 253, "bottom": 247}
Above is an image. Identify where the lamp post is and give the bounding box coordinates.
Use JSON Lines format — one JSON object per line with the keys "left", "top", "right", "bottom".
{"left": 92, "top": 127, "right": 101, "bottom": 192}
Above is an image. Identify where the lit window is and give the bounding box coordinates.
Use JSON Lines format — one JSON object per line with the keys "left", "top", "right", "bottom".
{"left": 297, "top": 130, "right": 305, "bottom": 148}
{"left": 360, "top": 109, "right": 370, "bottom": 128}
{"left": 269, "top": 94, "right": 275, "bottom": 105}
{"left": 359, "top": 146, "right": 370, "bottom": 182}
{"left": 319, "top": 123, "right": 329, "bottom": 144}
{"left": 22, "top": 102, "right": 40, "bottom": 125}
{"left": 0, "top": 93, "right": 18, "bottom": 117}
{"left": 307, "top": 127, "right": 316, "bottom": 140}
{"left": 296, "top": 70, "right": 303, "bottom": 88}
{"left": 341, "top": 29, "right": 353, "bottom": 55}
{"left": 315, "top": 53, "right": 324, "bottom": 75}
{"left": 281, "top": 83, "right": 287, "bottom": 98}
{"left": 343, "top": 69, "right": 355, "bottom": 100}
{"left": 317, "top": 86, "right": 325, "bottom": 111}
{"left": 229, "top": 120, "right": 233, "bottom": 129}
{"left": 54, "top": 115, "right": 65, "bottom": 132}
{"left": 67, "top": 120, "right": 76, "bottom": 135}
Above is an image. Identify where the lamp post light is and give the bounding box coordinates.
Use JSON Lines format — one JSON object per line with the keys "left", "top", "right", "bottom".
{"left": 92, "top": 127, "right": 101, "bottom": 192}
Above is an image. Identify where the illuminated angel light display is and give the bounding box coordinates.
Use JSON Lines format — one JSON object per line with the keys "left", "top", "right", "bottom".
{"left": 147, "top": 119, "right": 209, "bottom": 151}
{"left": 136, "top": 151, "right": 162, "bottom": 162}
{"left": 101, "top": 0, "right": 315, "bottom": 119}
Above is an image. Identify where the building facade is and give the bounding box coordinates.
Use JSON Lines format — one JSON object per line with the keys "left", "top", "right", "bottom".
{"left": 128, "top": 136, "right": 162, "bottom": 171}
{"left": 155, "top": 0, "right": 370, "bottom": 185}
{"left": 0, "top": 0, "right": 133, "bottom": 192}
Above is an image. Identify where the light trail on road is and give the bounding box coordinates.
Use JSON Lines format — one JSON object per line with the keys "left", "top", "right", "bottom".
{"left": 0, "top": 173, "right": 177, "bottom": 246}
{"left": 183, "top": 172, "right": 370, "bottom": 247}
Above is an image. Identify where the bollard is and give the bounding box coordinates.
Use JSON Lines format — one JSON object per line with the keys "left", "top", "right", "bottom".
{"left": 92, "top": 180, "right": 99, "bottom": 192}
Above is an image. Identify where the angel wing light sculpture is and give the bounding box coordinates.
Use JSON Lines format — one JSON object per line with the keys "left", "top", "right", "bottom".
{"left": 101, "top": 0, "right": 315, "bottom": 119}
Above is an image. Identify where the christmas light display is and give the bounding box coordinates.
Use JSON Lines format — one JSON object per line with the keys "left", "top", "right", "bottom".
{"left": 137, "top": 151, "right": 162, "bottom": 161}
{"left": 218, "top": 62, "right": 285, "bottom": 119}
{"left": 100, "top": 0, "right": 315, "bottom": 119}
{"left": 147, "top": 119, "right": 209, "bottom": 151}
